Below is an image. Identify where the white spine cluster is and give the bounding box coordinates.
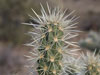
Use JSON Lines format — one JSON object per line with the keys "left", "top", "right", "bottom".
{"left": 24, "top": 3, "right": 81, "bottom": 75}
{"left": 80, "top": 51, "right": 100, "bottom": 75}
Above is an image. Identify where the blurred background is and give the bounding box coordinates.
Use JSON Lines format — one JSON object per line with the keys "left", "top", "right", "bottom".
{"left": 0, "top": 0, "right": 100, "bottom": 75}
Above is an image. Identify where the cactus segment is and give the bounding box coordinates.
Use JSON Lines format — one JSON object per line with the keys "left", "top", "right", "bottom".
{"left": 26, "top": 3, "right": 79, "bottom": 75}
{"left": 81, "top": 51, "right": 100, "bottom": 75}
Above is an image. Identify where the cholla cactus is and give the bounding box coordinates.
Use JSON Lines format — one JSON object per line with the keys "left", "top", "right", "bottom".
{"left": 25, "top": 3, "right": 79, "bottom": 75}
{"left": 81, "top": 51, "right": 100, "bottom": 75}
{"left": 79, "top": 31, "right": 100, "bottom": 53}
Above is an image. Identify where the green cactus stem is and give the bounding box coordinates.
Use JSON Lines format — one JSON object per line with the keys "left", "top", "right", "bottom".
{"left": 36, "top": 22, "right": 64, "bottom": 75}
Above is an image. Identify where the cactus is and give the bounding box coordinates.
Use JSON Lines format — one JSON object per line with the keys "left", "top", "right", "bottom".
{"left": 25, "top": 3, "right": 79, "bottom": 75}
{"left": 81, "top": 51, "right": 100, "bottom": 75}
{"left": 79, "top": 31, "right": 100, "bottom": 53}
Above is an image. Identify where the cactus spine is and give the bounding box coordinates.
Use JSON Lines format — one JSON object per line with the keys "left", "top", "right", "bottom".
{"left": 81, "top": 51, "right": 100, "bottom": 75}
{"left": 25, "top": 3, "right": 79, "bottom": 75}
